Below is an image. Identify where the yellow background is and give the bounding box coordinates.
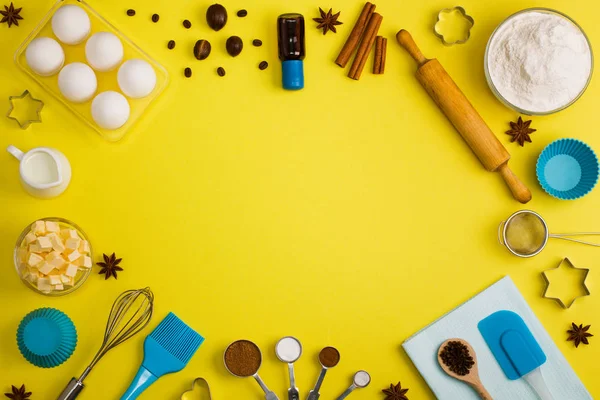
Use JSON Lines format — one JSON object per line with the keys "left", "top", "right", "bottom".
{"left": 1, "top": 0, "right": 599, "bottom": 398}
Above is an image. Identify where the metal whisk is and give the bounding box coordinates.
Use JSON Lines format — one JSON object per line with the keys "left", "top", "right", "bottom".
{"left": 57, "top": 287, "right": 154, "bottom": 400}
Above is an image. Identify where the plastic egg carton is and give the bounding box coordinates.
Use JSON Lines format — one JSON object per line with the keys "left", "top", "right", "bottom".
{"left": 14, "top": 0, "right": 168, "bottom": 142}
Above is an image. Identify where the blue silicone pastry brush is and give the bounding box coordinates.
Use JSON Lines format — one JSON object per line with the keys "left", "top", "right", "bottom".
{"left": 120, "top": 313, "right": 204, "bottom": 400}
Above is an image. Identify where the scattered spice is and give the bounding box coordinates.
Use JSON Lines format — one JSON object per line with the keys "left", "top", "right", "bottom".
{"left": 0, "top": 2, "right": 23, "bottom": 28}
{"left": 313, "top": 7, "right": 342, "bottom": 35}
{"left": 4, "top": 385, "right": 31, "bottom": 400}
{"left": 226, "top": 36, "right": 243, "bottom": 57}
{"left": 505, "top": 116, "right": 536, "bottom": 146}
{"left": 194, "top": 39, "right": 211, "bottom": 60}
{"left": 167, "top": 40, "right": 176, "bottom": 49}
{"left": 382, "top": 382, "right": 409, "bottom": 400}
{"left": 183, "top": 19, "right": 191, "bottom": 29}
{"left": 258, "top": 61, "right": 268, "bottom": 70}
{"left": 96, "top": 252, "right": 123, "bottom": 280}
{"left": 217, "top": 67, "right": 226, "bottom": 77}
{"left": 237, "top": 9, "right": 247, "bottom": 17}
{"left": 184, "top": 67, "right": 192, "bottom": 78}
{"left": 224, "top": 340, "right": 262, "bottom": 377}
{"left": 318, "top": 347, "right": 340, "bottom": 367}
{"left": 126, "top": 9, "right": 135, "bottom": 17}
{"left": 206, "top": 4, "right": 227, "bottom": 31}
{"left": 252, "top": 39, "right": 263, "bottom": 47}
{"left": 151, "top": 13, "right": 159, "bottom": 23}
{"left": 439, "top": 341, "right": 474, "bottom": 376}
{"left": 567, "top": 323, "right": 593, "bottom": 348}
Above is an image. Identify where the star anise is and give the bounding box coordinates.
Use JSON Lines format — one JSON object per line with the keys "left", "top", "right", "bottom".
{"left": 505, "top": 116, "right": 536, "bottom": 146}
{"left": 382, "top": 382, "right": 409, "bottom": 400}
{"left": 96, "top": 252, "right": 123, "bottom": 280}
{"left": 313, "top": 8, "right": 342, "bottom": 35}
{"left": 0, "top": 3, "right": 23, "bottom": 28}
{"left": 567, "top": 323, "right": 593, "bottom": 348}
{"left": 4, "top": 385, "right": 32, "bottom": 400}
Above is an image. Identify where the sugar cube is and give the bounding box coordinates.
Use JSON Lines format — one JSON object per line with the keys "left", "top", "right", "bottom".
{"left": 25, "top": 232, "right": 37, "bottom": 244}
{"left": 49, "top": 275, "right": 61, "bottom": 285}
{"left": 65, "top": 264, "right": 78, "bottom": 278}
{"left": 37, "top": 236, "right": 53, "bottom": 252}
{"left": 61, "top": 229, "right": 79, "bottom": 240}
{"left": 27, "top": 253, "right": 44, "bottom": 267}
{"left": 32, "top": 221, "right": 46, "bottom": 235}
{"left": 65, "top": 238, "right": 81, "bottom": 254}
{"left": 38, "top": 262, "right": 55, "bottom": 275}
{"left": 37, "top": 277, "right": 53, "bottom": 292}
{"left": 67, "top": 250, "right": 81, "bottom": 263}
{"left": 54, "top": 284, "right": 64, "bottom": 291}
{"left": 45, "top": 221, "right": 60, "bottom": 232}
{"left": 79, "top": 240, "right": 90, "bottom": 254}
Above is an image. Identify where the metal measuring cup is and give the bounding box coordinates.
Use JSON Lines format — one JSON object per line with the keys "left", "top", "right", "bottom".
{"left": 275, "top": 337, "right": 302, "bottom": 400}
{"left": 307, "top": 347, "right": 340, "bottom": 400}
{"left": 499, "top": 210, "right": 600, "bottom": 257}
{"left": 224, "top": 340, "right": 279, "bottom": 400}
{"left": 335, "top": 371, "right": 371, "bottom": 400}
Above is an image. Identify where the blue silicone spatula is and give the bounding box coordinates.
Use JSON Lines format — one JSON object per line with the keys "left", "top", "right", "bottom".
{"left": 120, "top": 313, "right": 204, "bottom": 400}
{"left": 478, "top": 310, "right": 554, "bottom": 400}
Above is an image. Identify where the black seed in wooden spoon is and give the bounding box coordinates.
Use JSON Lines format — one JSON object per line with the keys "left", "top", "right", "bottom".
{"left": 167, "top": 40, "right": 176, "bottom": 49}
{"left": 184, "top": 67, "right": 192, "bottom": 78}
{"left": 259, "top": 61, "right": 268, "bottom": 70}
{"left": 126, "top": 9, "right": 136, "bottom": 16}
{"left": 152, "top": 13, "right": 159, "bottom": 22}
{"left": 183, "top": 19, "right": 192, "bottom": 29}
{"left": 217, "top": 67, "right": 226, "bottom": 77}
{"left": 252, "top": 39, "right": 262, "bottom": 47}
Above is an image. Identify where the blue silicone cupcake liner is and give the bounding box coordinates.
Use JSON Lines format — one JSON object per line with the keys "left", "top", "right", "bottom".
{"left": 17, "top": 308, "right": 77, "bottom": 368}
{"left": 536, "top": 138, "right": 599, "bottom": 200}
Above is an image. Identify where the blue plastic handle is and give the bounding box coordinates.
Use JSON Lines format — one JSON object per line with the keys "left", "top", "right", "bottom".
{"left": 120, "top": 366, "right": 158, "bottom": 400}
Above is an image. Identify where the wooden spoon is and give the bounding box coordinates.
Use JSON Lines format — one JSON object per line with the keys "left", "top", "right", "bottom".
{"left": 438, "top": 339, "right": 493, "bottom": 400}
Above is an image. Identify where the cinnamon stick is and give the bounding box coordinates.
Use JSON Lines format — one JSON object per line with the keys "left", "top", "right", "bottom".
{"left": 335, "top": 2, "right": 376, "bottom": 68}
{"left": 348, "top": 12, "right": 383, "bottom": 80}
{"left": 373, "top": 36, "right": 387, "bottom": 74}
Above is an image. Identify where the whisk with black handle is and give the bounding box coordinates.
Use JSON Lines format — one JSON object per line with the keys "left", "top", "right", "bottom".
{"left": 57, "top": 287, "right": 154, "bottom": 400}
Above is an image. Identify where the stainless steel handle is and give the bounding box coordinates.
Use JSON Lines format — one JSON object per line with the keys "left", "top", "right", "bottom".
{"left": 336, "top": 384, "right": 357, "bottom": 400}
{"left": 56, "top": 378, "right": 84, "bottom": 400}
{"left": 550, "top": 232, "right": 600, "bottom": 247}
{"left": 288, "top": 363, "right": 299, "bottom": 400}
{"left": 307, "top": 368, "right": 327, "bottom": 400}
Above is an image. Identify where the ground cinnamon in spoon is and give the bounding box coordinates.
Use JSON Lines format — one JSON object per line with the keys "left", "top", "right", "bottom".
{"left": 224, "top": 340, "right": 262, "bottom": 377}
{"left": 319, "top": 346, "right": 340, "bottom": 367}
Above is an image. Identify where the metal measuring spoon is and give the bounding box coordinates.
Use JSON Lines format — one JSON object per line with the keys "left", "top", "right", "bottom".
{"left": 276, "top": 337, "right": 302, "bottom": 400}
{"left": 335, "top": 371, "right": 371, "bottom": 400}
{"left": 307, "top": 347, "right": 340, "bottom": 400}
{"left": 224, "top": 340, "right": 279, "bottom": 400}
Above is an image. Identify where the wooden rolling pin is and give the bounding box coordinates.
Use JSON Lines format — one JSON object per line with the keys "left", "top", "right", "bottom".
{"left": 396, "top": 30, "right": 532, "bottom": 204}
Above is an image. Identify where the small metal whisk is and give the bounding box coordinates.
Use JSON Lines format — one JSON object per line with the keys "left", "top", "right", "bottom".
{"left": 57, "top": 287, "right": 154, "bottom": 400}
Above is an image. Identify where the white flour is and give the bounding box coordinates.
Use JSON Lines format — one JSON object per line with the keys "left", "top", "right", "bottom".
{"left": 487, "top": 11, "right": 592, "bottom": 113}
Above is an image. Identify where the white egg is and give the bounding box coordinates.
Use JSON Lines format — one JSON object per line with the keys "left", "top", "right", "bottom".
{"left": 85, "top": 32, "right": 124, "bottom": 72}
{"left": 58, "top": 63, "right": 97, "bottom": 103}
{"left": 117, "top": 59, "right": 157, "bottom": 98}
{"left": 51, "top": 5, "right": 91, "bottom": 45}
{"left": 91, "top": 91, "right": 130, "bottom": 130}
{"left": 25, "top": 37, "right": 65, "bottom": 76}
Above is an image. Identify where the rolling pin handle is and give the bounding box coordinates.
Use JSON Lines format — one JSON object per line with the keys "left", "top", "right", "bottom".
{"left": 396, "top": 30, "right": 428, "bottom": 66}
{"left": 497, "top": 163, "right": 532, "bottom": 204}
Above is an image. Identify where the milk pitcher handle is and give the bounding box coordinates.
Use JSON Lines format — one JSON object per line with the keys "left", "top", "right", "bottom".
{"left": 7, "top": 145, "right": 24, "bottom": 160}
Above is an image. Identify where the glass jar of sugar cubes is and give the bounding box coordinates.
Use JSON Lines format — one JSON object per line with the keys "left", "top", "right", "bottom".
{"left": 14, "top": 217, "right": 93, "bottom": 296}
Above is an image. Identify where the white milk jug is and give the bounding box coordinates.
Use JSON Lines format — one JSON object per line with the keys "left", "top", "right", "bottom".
{"left": 7, "top": 145, "right": 72, "bottom": 198}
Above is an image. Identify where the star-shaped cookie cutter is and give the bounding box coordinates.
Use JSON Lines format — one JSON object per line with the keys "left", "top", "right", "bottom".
{"left": 180, "top": 377, "right": 212, "bottom": 399}
{"left": 7, "top": 90, "right": 44, "bottom": 129}
{"left": 542, "top": 257, "right": 590, "bottom": 309}
{"left": 434, "top": 6, "right": 474, "bottom": 46}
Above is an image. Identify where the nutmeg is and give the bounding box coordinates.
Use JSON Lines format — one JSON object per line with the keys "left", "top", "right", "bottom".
{"left": 226, "top": 36, "right": 243, "bottom": 57}
{"left": 194, "top": 40, "right": 211, "bottom": 60}
{"left": 206, "top": 4, "right": 227, "bottom": 31}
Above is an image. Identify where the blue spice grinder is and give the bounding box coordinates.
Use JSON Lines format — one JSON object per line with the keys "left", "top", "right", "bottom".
{"left": 278, "top": 13, "right": 305, "bottom": 90}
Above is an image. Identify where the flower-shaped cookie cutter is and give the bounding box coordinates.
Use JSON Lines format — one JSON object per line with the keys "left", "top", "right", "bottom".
{"left": 7, "top": 90, "right": 44, "bottom": 129}
{"left": 180, "top": 377, "right": 212, "bottom": 399}
{"left": 542, "top": 257, "right": 591, "bottom": 309}
{"left": 434, "top": 6, "right": 474, "bottom": 45}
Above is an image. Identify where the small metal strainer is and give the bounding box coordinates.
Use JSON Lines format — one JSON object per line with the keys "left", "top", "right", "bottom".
{"left": 499, "top": 210, "right": 600, "bottom": 257}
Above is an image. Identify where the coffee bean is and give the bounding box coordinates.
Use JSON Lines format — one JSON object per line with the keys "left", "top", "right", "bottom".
{"left": 184, "top": 67, "right": 192, "bottom": 78}
{"left": 183, "top": 19, "right": 192, "bottom": 29}
{"left": 259, "top": 61, "right": 268, "bottom": 70}
{"left": 237, "top": 9, "right": 247, "bottom": 17}
{"left": 217, "top": 67, "right": 226, "bottom": 77}
{"left": 152, "top": 13, "right": 159, "bottom": 23}
{"left": 252, "top": 39, "right": 262, "bottom": 47}
{"left": 167, "top": 40, "right": 176, "bottom": 49}
{"left": 126, "top": 9, "right": 136, "bottom": 16}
